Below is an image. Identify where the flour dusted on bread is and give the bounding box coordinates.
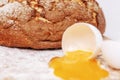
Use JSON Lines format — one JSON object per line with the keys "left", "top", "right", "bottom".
{"left": 0, "top": 2, "right": 34, "bottom": 28}
{"left": 0, "top": 0, "right": 8, "bottom": 6}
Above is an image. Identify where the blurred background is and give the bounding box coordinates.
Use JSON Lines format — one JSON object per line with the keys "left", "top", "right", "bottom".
{"left": 97, "top": 0, "right": 120, "bottom": 41}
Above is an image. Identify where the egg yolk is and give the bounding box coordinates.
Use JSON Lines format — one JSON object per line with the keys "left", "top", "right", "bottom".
{"left": 49, "top": 50, "right": 108, "bottom": 80}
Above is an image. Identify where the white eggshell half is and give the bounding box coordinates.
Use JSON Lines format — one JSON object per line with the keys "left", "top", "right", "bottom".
{"left": 101, "top": 40, "right": 120, "bottom": 69}
{"left": 62, "top": 23, "right": 103, "bottom": 56}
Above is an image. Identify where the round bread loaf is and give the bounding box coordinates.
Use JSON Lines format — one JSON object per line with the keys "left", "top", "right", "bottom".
{"left": 0, "top": 0, "right": 105, "bottom": 49}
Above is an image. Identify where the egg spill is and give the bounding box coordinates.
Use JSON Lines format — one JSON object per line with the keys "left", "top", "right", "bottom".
{"left": 49, "top": 50, "right": 108, "bottom": 80}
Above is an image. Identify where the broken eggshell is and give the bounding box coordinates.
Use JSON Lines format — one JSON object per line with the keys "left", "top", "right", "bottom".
{"left": 62, "top": 23, "right": 103, "bottom": 58}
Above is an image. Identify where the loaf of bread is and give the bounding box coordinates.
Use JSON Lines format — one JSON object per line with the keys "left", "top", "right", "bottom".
{"left": 0, "top": 0, "right": 105, "bottom": 49}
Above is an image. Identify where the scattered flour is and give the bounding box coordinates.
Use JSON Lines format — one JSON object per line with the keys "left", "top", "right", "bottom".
{"left": 0, "top": 46, "right": 63, "bottom": 80}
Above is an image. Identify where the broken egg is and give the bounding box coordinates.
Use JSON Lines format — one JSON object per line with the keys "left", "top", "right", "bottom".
{"left": 101, "top": 40, "right": 120, "bottom": 69}
{"left": 62, "top": 23, "right": 120, "bottom": 69}
{"left": 49, "top": 23, "right": 109, "bottom": 80}
{"left": 62, "top": 23, "right": 103, "bottom": 57}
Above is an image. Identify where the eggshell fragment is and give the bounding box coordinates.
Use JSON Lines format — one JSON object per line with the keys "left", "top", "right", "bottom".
{"left": 62, "top": 23, "right": 103, "bottom": 56}
{"left": 101, "top": 40, "right": 120, "bottom": 69}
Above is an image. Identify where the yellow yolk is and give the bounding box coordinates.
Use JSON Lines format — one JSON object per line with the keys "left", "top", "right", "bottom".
{"left": 49, "top": 50, "right": 108, "bottom": 80}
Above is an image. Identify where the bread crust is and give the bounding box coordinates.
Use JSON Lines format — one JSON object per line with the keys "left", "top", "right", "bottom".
{"left": 0, "top": 0, "right": 106, "bottom": 49}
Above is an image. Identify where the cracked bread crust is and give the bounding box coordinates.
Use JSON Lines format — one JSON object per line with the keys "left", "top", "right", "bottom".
{"left": 0, "top": 0, "right": 105, "bottom": 49}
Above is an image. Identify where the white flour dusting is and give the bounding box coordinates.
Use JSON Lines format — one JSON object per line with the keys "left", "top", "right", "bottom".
{"left": 0, "top": 2, "right": 33, "bottom": 23}
{"left": 0, "top": 46, "right": 62, "bottom": 80}
{"left": 0, "top": 0, "right": 8, "bottom": 6}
